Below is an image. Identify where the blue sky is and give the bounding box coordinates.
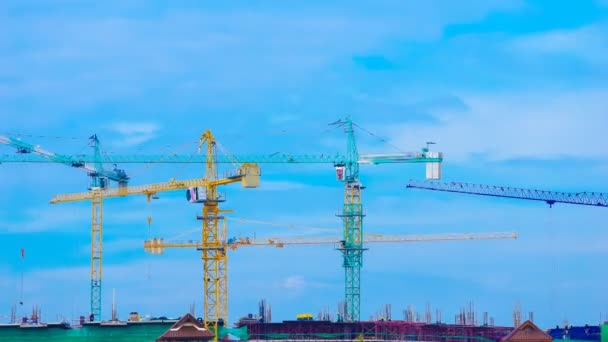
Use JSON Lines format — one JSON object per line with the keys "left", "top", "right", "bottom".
{"left": 1, "top": 0, "right": 608, "bottom": 329}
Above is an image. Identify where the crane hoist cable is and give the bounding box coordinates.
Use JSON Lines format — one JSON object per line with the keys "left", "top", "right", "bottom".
{"left": 352, "top": 122, "right": 406, "bottom": 154}
{"left": 226, "top": 217, "right": 339, "bottom": 233}
{"left": 161, "top": 218, "right": 339, "bottom": 242}
{"left": 1, "top": 132, "right": 86, "bottom": 141}
{"left": 214, "top": 141, "right": 241, "bottom": 169}
{"left": 125, "top": 140, "right": 200, "bottom": 181}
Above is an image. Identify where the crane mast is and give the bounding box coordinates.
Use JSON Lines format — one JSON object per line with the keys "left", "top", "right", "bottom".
{"left": 199, "top": 130, "right": 228, "bottom": 329}
{"left": 332, "top": 117, "right": 364, "bottom": 322}
{"left": 90, "top": 192, "right": 103, "bottom": 321}
{"left": 88, "top": 135, "right": 108, "bottom": 321}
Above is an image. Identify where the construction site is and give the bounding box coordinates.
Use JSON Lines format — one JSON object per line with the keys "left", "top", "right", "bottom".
{"left": 1, "top": 117, "right": 607, "bottom": 342}
{"left": 2, "top": 2, "right": 608, "bottom": 341}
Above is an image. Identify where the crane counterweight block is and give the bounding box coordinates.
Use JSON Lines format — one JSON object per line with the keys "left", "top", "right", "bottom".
{"left": 238, "top": 163, "right": 260, "bottom": 188}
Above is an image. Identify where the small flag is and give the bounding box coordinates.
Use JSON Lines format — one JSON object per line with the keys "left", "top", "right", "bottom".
{"left": 21, "top": 248, "right": 24, "bottom": 259}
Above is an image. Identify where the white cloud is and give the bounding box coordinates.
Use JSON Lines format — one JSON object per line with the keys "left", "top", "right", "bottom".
{"left": 282, "top": 275, "right": 306, "bottom": 289}
{"left": 597, "top": 0, "right": 608, "bottom": 7}
{"left": 0, "top": 200, "right": 163, "bottom": 234}
{"left": 111, "top": 122, "right": 159, "bottom": 136}
{"left": 389, "top": 88, "right": 608, "bottom": 162}
{"left": 509, "top": 23, "right": 608, "bottom": 65}
{"left": 0, "top": 205, "right": 89, "bottom": 233}
{"left": 0, "top": 1, "right": 524, "bottom": 108}
{"left": 227, "top": 213, "right": 340, "bottom": 235}
{"left": 109, "top": 121, "right": 160, "bottom": 147}
{"left": 0, "top": 257, "right": 204, "bottom": 319}
{"left": 78, "top": 238, "right": 145, "bottom": 256}
{"left": 279, "top": 275, "right": 329, "bottom": 290}
{"left": 259, "top": 180, "right": 307, "bottom": 191}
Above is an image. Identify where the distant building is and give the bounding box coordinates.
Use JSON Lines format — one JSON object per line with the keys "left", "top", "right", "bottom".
{"left": 548, "top": 324, "right": 601, "bottom": 341}
{"left": 156, "top": 313, "right": 214, "bottom": 342}
{"left": 501, "top": 320, "right": 552, "bottom": 342}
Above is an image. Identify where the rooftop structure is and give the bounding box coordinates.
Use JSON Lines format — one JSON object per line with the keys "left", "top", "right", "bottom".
{"left": 501, "top": 321, "right": 552, "bottom": 342}
{"left": 156, "top": 313, "right": 214, "bottom": 342}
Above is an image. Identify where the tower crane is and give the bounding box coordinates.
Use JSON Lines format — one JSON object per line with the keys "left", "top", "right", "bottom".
{"left": 51, "top": 173, "right": 252, "bottom": 321}
{"left": 4, "top": 118, "right": 443, "bottom": 322}
{"left": 329, "top": 117, "right": 442, "bottom": 322}
{"left": 0, "top": 134, "right": 129, "bottom": 321}
{"left": 406, "top": 181, "right": 608, "bottom": 208}
{"left": 51, "top": 130, "right": 260, "bottom": 323}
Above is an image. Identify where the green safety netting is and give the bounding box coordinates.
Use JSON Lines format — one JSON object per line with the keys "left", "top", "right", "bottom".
{"left": 601, "top": 324, "right": 607, "bottom": 342}
{"left": 0, "top": 323, "right": 170, "bottom": 342}
{"left": 216, "top": 325, "right": 250, "bottom": 340}
{"left": 0, "top": 323, "right": 507, "bottom": 342}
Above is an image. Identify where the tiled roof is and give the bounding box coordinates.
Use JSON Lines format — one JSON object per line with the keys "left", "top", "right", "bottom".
{"left": 157, "top": 313, "right": 214, "bottom": 341}
{"left": 501, "top": 321, "right": 552, "bottom": 342}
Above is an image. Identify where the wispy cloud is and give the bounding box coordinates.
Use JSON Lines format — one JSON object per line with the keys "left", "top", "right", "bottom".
{"left": 109, "top": 121, "right": 160, "bottom": 147}
{"left": 0, "top": 200, "right": 164, "bottom": 234}
{"left": 0, "top": 257, "right": 204, "bottom": 319}
{"left": 388, "top": 88, "right": 608, "bottom": 162}
{"left": 282, "top": 275, "right": 306, "bottom": 289}
{"left": 259, "top": 180, "right": 308, "bottom": 191}
{"left": 278, "top": 275, "right": 329, "bottom": 290}
{"left": 0, "top": 1, "right": 524, "bottom": 111}
{"left": 509, "top": 23, "right": 608, "bottom": 66}
{"left": 0, "top": 205, "right": 89, "bottom": 234}
{"left": 78, "top": 238, "right": 144, "bottom": 256}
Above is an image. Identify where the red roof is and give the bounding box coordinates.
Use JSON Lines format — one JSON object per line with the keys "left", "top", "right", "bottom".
{"left": 157, "top": 313, "right": 214, "bottom": 341}
{"left": 501, "top": 321, "right": 552, "bottom": 342}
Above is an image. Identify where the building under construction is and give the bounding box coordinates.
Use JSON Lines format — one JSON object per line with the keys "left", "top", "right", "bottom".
{"left": 236, "top": 319, "right": 513, "bottom": 341}
{"left": 231, "top": 301, "right": 513, "bottom": 342}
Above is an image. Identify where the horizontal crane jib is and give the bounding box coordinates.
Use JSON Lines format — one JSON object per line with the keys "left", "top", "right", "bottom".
{"left": 0, "top": 135, "right": 128, "bottom": 184}
{"left": 143, "top": 231, "right": 517, "bottom": 252}
{"left": 50, "top": 176, "right": 245, "bottom": 204}
{"left": 407, "top": 180, "right": 608, "bottom": 207}
{"left": 1, "top": 153, "right": 442, "bottom": 164}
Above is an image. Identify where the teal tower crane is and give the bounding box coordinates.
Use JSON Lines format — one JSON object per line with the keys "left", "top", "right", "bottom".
{"left": 331, "top": 117, "right": 364, "bottom": 322}
{"left": 330, "top": 117, "right": 443, "bottom": 321}
{"left": 0, "top": 134, "right": 128, "bottom": 321}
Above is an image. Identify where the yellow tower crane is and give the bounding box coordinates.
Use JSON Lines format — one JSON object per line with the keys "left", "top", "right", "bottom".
{"left": 51, "top": 130, "right": 260, "bottom": 324}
